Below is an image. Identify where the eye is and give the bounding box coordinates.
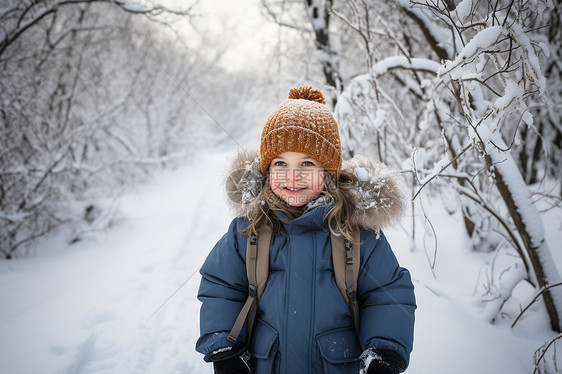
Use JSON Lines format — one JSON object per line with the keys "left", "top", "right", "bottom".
{"left": 302, "top": 160, "right": 316, "bottom": 166}
{"left": 273, "top": 160, "right": 286, "bottom": 166}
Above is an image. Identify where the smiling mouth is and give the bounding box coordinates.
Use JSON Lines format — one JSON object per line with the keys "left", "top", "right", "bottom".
{"left": 283, "top": 187, "right": 306, "bottom": 193}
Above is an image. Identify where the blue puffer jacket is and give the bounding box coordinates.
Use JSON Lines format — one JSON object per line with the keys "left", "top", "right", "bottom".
{"left": 196, "top": 151, "right": 416, "bottom": 373}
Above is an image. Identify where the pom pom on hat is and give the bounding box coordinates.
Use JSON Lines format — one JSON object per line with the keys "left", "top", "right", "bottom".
{"left": 287, "top": 86, "right": 326, "bottom": 104}
{"left": 259, "top": 86, "right": 342, "bottom": 178}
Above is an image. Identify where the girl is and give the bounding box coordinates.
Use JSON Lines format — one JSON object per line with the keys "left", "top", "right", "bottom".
{"left": 196, "top": 86, "right": 416, "bottom": 374}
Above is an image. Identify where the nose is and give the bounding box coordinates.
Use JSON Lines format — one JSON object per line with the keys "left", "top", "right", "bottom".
{"left": 287, "top": 168, "right": 302, "bottom": 182}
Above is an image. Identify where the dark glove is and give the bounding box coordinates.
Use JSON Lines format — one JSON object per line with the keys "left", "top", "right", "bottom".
{"left": 359, "top": 348, "right": 406, "bottom": 374}
{"left": 204, "top": 342, "right": 252, "bottom": 374}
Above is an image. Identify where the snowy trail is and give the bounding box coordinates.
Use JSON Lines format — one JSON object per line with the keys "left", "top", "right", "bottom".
{"left": 0, "top": 150, "right": 235, "bottom": 374}
{"left": 1, "top": 147, "right": 560, "bottom": 373}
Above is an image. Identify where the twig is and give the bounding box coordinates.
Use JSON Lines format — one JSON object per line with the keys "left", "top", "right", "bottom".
{"left": 512, "top": 283, "right": 562, "bottom": 328}
{"left": 412, "top": 144, "right": 472, "bottom": 200}
{"left": 533, "top": 333, "right": 562, "bottom": 374}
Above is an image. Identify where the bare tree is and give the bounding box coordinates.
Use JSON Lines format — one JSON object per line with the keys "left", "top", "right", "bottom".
{"left": 0, "top": 0, "right": 199, "bottom": 258}
{"left": 262, "top": 0, "right": 343, "bottom": 101}
{"left": 309, "top": 0, "right": 562, "bottom": 331}
{"left": 523, "top": 0, "right": 562, "bottom": 187}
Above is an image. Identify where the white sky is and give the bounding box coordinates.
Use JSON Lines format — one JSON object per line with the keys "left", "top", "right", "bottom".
{"left": 166, "top": 0, "right": 280, "bottom": 72}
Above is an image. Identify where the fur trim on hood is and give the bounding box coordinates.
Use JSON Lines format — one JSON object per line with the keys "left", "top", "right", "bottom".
{"left": 224, "top": 150, "right": 405, "bottom": 231}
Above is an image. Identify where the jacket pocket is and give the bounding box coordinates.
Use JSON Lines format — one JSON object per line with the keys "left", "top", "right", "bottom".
{"left": 316, "top": 327, "right": 361, "bottom": 373}
{"left": 250, "top": 318, "right": 280, "bottom": 373}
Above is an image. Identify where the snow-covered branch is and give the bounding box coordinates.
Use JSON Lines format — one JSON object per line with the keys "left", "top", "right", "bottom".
{"left": 0, "top": 0, "right": 193, "bottom": 57}
{"left": 374, "top": 56, "right": 442, "bottom": 76}
{"left": 0, "top": 0, "right": 207, "bottom": 258}
{"left": 393, "top": 0, "right": 453, "bottom": 60}
{"left": 332, "top": 0, "right": 561, "bottom": 333}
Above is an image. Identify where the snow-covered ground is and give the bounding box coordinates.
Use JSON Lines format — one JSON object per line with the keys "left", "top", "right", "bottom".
{"left": 1, "top": 146, "right": 561, "bottom": 374}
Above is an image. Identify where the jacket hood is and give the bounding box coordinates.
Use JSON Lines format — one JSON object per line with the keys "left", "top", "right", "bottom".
{"left": 224, "top": 150, "right": 405, "bottom": 231}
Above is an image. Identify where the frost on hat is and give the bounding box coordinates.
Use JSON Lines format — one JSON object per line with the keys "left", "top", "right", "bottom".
{"left": 259, "top": 86, "right": 342, "bottom": 178}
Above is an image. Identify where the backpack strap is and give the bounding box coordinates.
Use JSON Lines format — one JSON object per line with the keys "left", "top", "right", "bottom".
{"left": 227, "top": 227, "right": 272, "bottom": 345}
{"left": 330, "top": 229, "right": 361, "bottom": 335}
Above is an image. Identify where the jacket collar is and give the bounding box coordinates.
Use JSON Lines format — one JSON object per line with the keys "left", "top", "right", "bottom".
{"left": 272, "top": 203, "right": 332, "bottom": 230}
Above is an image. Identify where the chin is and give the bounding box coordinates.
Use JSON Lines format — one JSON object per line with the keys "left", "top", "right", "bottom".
{"left": 283, "top": 196, "right": 311, "bottom": 207}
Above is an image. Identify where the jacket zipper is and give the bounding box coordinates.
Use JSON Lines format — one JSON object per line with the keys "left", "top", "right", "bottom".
{"left": 309, "top": 231, "right": 317, "bottom": 373}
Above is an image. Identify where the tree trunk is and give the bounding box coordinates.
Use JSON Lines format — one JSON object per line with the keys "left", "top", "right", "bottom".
{"left": 486, "top": 132, "right": 562, "bottom": 332}
{"left": 305, "top": 0, "right": 342, "bottom": 105}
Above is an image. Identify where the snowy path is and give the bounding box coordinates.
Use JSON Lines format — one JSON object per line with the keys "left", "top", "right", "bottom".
{"left": 0, "top": 150, "right": 234, "bottom": 374}
{"left": 1, "top": 148, "right": 560, "bottom": 373}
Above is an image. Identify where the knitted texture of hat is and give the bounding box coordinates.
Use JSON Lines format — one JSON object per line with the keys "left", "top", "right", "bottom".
{"left": 260, "top": 86, "right": 342, "bottom": 178}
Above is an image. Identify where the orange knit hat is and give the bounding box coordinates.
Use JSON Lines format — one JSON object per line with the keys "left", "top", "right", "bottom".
{"left": 260, "top": 86, "right": 342, "bottom": 178}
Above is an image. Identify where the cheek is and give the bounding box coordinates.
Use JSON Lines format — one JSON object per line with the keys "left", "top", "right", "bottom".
{"left": 269, "top": 177, "right": 282, "bottom": 195}
{"left": 310, "top": 172, "right": 325, "bottom": 195}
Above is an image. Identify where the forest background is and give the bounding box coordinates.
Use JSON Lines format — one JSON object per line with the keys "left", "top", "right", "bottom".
{"left": 1, "top": 0, "right": 561, "bottom": 373}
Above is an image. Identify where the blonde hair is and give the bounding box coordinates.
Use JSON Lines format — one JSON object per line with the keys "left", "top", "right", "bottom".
{"left": 241, "top": 170, "right": 358, "bottom": 244}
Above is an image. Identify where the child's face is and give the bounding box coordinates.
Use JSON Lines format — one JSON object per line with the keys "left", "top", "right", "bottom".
{"left": 269, "top": 152, "right": 325, "bottom": 207}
